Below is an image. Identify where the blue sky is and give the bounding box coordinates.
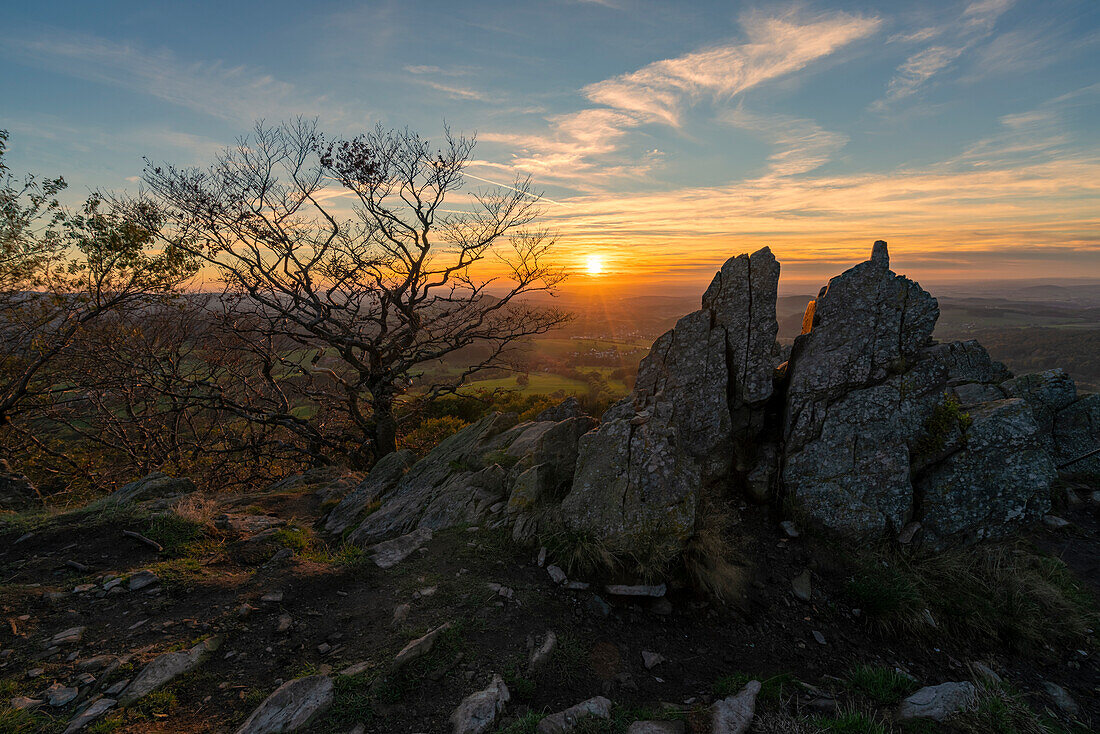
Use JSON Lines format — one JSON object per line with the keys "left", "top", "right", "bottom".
{"left": 2, "top": 0, "right": 1098, "bottom": 288}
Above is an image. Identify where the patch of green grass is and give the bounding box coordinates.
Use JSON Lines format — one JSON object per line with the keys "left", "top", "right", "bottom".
{"left": 373, "top": 623, "right": 468, "bottom": 704}
{"left": 308, "top": 673, "right": 374, "bottom": 730}
{"left": 913, "top": 394, "right": 971, "bottom": 459}
{"left": 141, "top": 512, "right": 205, "bottom": 556}
{"left": 844, "top": 665, "right": 918, "bottom": 704}
{"left": 85, "top": 714, "right": 124, "bottom": 734}
{"left": 809, "top": 711, "right": 889, "bottom": 734}
{"left": 502, "top": 668, "right": 537, "bottom": 703}
{"left": 713, "top": 672, "right": 795, "bottom": 703}
{"left": 132, "top": 688, "right": 177, "bottom": 719}
{"left": 949, "top": 683, "right": 1081, "bottom": 734}
{"left": 147, "top": 557, "right": 203, "bottom": 589}
{"left": 0, "top": 708, "right": 65, "bottom": 734}
{"left": 494, "top": 710, "right": 544, "bottom": 734}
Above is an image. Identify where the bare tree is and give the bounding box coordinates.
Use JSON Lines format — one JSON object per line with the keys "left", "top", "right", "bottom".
{"left": 135, "top": 120, "right": 569, "bottom": 465}
{"left": 0, "top": 130, "right": 195, "bottom": 431}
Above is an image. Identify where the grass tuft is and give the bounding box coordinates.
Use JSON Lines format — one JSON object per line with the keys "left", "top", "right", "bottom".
{"left": 844, "top": 664, "right": 917, "bottom": 705}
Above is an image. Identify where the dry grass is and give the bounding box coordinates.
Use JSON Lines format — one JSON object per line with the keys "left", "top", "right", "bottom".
{"left": 172, "top": 493, "right": 219, "bottom": 529}
{"left": 684, "top": 504, "right": 746, "bottom": 600}
{"left": 841, "top": 541, "right": 1097, "bottom": 651}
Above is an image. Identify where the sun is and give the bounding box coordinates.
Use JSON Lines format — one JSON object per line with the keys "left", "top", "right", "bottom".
{"left": 585, "top": 254, "right": 604, "bottom": 276}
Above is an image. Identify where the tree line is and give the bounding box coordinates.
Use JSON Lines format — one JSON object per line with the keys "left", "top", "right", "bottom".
{"left": 0, "top": 122, "right": 570, "bottom": 502}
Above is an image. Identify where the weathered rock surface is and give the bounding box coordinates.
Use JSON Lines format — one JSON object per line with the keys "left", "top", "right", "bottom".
{"left": 896, "top": 682, "right": 977, "bottom": 722}
{"left": 710, "top": 679, "right": 760, "bottom": 734}
{"left": 536, "top": 695, "right": 612, "bottom": 733}
{"left": 918, "top": 399, "right": 1054, "bottom": 545}
{"left": 393, "top": 623, "right": 451, "bottom": 671}
{"left": 64, "top": 697, "right": 116, "bottom": 734}
{"left": 450, "top": 674, "right": 510, "bottom": 734}
{"left": 370, "top": 527, "right": 432, "bottom": 569}
{"left": 560, "top": 247, "right": 780, "bottom": 560}
{"left": 235, "top": 675, "right": 334, "bottom": 734}
{"left": 119, "top": 636, "right": 221, "bottom": 706}
{"left": 324, "top": 449, "right": 416, "bottom": 535}
{"left": 1053, "top": 393, "right": 1100, "bottom": 478}
{"left": 109, "top": 472, "right": 195, "bottom": 504}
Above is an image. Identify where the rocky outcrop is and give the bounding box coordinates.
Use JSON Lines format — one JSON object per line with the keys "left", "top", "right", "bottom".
{"left": 348, "top": 240, "right": 1092, "bottom": 568}
{"left": 781, "top": 243, "right": 1056, "bottom": 543}
{"left": 119, "top": 636, "right": 221, "bottom": 706}
{"left": 558, "top": 247, "right": 780, "bottom": 561}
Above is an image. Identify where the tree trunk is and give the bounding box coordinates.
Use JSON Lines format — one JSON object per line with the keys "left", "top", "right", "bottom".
{"left": 370, "top": 388, "right": 398, "bottom": 462}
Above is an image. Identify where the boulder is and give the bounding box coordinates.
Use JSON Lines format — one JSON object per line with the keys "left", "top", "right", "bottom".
{"left": 119, "top": 636, "right": 221, "bottom": 706}
{"left": 710, "top": 679, "right": 760, "bottom": 734}
{"left": 109, "top": 472, "right": 195, "bottom": 505}
{"left": 896, "top": 682, "right": 977, "bottom": 722}
{"left": 234, "top": 676, "right": 334, "bottom": 734}
{"left": 560, "top": 247, "right": 780, "bottom": 561}
{"left": 450, "top": 674, "right": 510, "bottom": 734}
{"left": 918, "top": 399, "right": 1054, "bottom": 546}
{"left": 324, "top": 450, "right": 416, "bottom": 535}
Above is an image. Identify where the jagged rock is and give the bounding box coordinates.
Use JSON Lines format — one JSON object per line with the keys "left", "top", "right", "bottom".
{"left": 346, "top": 413, "right": 524, "bottom": 545}
{"left": 450, "top": 674, "right": 510, "bottom": 734}
{"left": 1053, "top": 393, "right": 1100, "bottom": 478}
{"left": 535, "top": 397, "right": 583, "bottom": 422}
{"left": 119, "top": 636, "right": 221, "bottom": 706}
{"left": 109, "top": 472, "right": 195, "bottom": 504}
{"left": 536, "top": 695, "right": 612, "bottom": 733}
{"left": 918, "top": 399, "right": 1054, "bottom": 545}
{"left": 370, "top": 527, "right": 432, "bottom": 568}
{"left": 710, "top": 680, "right": 760, "bottom": 734}
{"left": 783, "top": 243, "right": 941, "bottom": 536}
{"left": 922, "top": 340, "right": 997, "bottom": 385}
{"left": 1002, "top": 370, "right": 1077, "bottom": 435}
{"left": 234, "top": 675, "right": 334, "bottom": 734}
{"left": 641, "top": 650, "right": 665, "bottom": 669}
{"left": 896, "top": 682, "right": 977, "bottom": 722}
{"left": 64, "top": 697, "right": 116, "bottom": 733}
{"left": 324, "top": 450, "right": 416, "bottom": 535}
{"left": 393, "top": 623, "right": 451, "bottom": 671}
{"left": 547, "top": 565, "right": 567, "bottom": 584}
{"left": 784, "top": 358, "right": 947, "bottom": 535}
{"left": 560, "top": 248, "right": 780, "bottom": 560}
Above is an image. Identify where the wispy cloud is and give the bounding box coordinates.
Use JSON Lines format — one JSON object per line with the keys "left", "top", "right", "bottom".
{"left": 723, "top": 110, "right": 848, "bottom": 177}
{"left": 874, "top": 0, "right": 1013, "bottom": 109}
{"left": 485, "top": 9, "right": 879, "bottom": 187}
{"left": 584, "top": 10, "right": 882, "bottom": 127}
{"left": 1, "top": 30, "right": 330, "bottom": 123}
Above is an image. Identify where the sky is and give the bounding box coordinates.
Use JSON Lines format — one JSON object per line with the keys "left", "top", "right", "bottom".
{"left": 2, "top": 0, "right": 1099, "bottom": 294}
